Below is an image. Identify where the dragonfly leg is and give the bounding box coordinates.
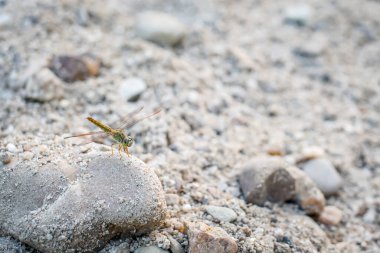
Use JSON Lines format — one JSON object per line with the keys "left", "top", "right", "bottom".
{"left": 123, "top": 145, "right": 130, "bottom": 157}
{"left": 111, "top": 143, "right": 115, "bottom": 156}
{"left": 118, "top": 144, "right": 122, "bottom": 159}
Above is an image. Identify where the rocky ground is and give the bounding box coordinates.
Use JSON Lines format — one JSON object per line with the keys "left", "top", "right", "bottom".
{"left": 1, "top": 0, "right": 380, "bottom": 252}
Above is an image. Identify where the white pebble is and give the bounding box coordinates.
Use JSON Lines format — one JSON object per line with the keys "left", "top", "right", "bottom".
{"left": 182, "top": 204, "right": 192, "bottom": 212}
{"left": 120, "top": 77, "right": 147, "bottom": 102}
{"left": 135, "top": 11, "right": 186, "bottom": 46}
{"left": 6, "top": 143, "right": 17, "bottom": 153}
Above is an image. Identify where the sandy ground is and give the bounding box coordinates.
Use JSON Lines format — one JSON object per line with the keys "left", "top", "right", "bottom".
{"left": 1, "top": 0, "right": 380, "bottom": 252}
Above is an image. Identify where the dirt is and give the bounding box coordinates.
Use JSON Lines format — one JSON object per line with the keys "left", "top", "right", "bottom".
{"left": 1, "top": 0, "right": 379, "bottom": 252}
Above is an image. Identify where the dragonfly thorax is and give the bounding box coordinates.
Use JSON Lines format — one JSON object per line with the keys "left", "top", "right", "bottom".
{"left": 112, "top": 131, "right": 132, "bottom": 146}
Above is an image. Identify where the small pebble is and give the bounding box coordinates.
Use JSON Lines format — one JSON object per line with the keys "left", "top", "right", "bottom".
{"left": 6, "top": 143, "right": 17, "bottom": 153}
{"left": 297, "top": 146, "right": 325, "bottom": 162}
{"left": 182, "top": 204, "right": 192, "bottom": 212}
{"left": 0, "top": 152, "right": 12, "bottom": 164}
{"left": 167, "top": 235, "right": 185, "bottom": 253}
{"left": 49, "top": 54, "right": 100, "bottom": 83}
{"left": 319, "top": 206, "right": 343, "bottom": 225}
{"left": 135, "top": 11, "right": 186, "bottom": 47}
{"left": 205, "top": 205, "right": 237, "bottom": 223}
{"left": 120, "top": 77, "right": 147, "bottom": 102}
{"left": 38, "top": 145, "right": 49, "bottom": 156}
{"left": 22, "top": 151, "right": 34, "bottom": 160}
{"left": 302, "top": 158, "right": 343, "bottom": 196}
{"left": 284, "top": 4, "right": 312, "bottom": 26}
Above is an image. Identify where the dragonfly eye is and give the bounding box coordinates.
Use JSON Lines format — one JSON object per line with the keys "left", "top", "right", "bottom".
{"left": 125, "top": 137, "right": 134, "bottom": 147}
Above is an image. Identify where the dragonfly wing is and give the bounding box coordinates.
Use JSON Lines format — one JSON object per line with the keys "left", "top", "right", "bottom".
{"left": 119, "top": 109, "right": 161, "bottom": 129}
{"left": 64, "top": 130, "right": 107, "bottom": 139}
{"left": 113, "top": 106, "right": 144, "bottom": 129}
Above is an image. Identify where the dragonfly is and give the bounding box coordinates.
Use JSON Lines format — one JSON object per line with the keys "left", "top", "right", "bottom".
{"left": 64, "top": 107, "right": 161, "bottom": 157}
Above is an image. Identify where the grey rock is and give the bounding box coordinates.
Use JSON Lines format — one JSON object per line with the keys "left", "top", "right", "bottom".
{"left": 205, "top": 205, "right": 237, "bottom": 223}
{"left": 24, "top": 68, "right": 64, "bottom": 102}
{"left": 286, "top": 166, "right": 326, "bottom": 215}
{"left": 0, "top": 153, "right": 166, "bottom": 252}
{"left": 302, "top": 158, "right": 343, "bottom": 195}
{"left": 135, "top": 11, "right": 186, "bottom": 47}
{"left": 186, "top": 222, "right": 237, "bottom": 253}
{"left": 120, "top": 77, "right": 147, "bottom": 102}
{"left": 238, "top": 156, "right": 296, "bottom": 205}
{"left": 134, "top": 246, "right": 169, "bottom": 253}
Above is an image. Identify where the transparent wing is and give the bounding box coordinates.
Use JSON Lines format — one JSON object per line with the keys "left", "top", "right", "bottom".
{"left": 64, "top": 131, "right": 107, "bottom": 139}
{"left": 119, "top": 109, "right": 161, "bottom": 129}
{"left": 113, "top": 106, "right": 144, "bottom": 129}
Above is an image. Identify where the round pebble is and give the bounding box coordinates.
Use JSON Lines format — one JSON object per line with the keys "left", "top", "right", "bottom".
{"left": 205, "top": 205, "right": 237, "bottom": 223}
{"left": 302, "top": 158, "right": 343, "bottom": 195}
{"left": 120, "top": 77, "right": 147, "bottom": 102}
{"left": 6, "top": 143, "right": 17, "bottom": 153}
{"left": 0, "top": 153, "right": 12, "bottom": 164}
{"left": 319, "top": 206, "right": 343, "bottom": 225}
{"left": 135, "top": 11, "right": 186, "bottom": 47}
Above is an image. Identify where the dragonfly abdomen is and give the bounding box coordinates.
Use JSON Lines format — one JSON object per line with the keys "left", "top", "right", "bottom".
{"left": 87, "top": 117, "right": 113, "bottom": 133}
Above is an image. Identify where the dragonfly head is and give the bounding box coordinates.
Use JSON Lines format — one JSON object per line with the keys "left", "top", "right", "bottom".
{"left": 124, "top": 136, "right": 134, "bottom": 147}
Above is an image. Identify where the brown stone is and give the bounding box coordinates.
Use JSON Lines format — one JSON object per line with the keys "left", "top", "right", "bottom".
{"left": 186, "top": 222, "right": 237, "bottom": 253}
{"left": 49, "top": 54, "right": 101, "bottom": 83}
{"left": 319, "top": 206, "right": 343, "bottom": 225}
{"left": 286, "top": 166, "right": 325, "bottom": 215}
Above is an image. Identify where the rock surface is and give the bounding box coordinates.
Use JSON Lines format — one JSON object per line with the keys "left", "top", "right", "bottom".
{"left": 186, "top": 222, "right": 238, "bottom": 253}
{"left": 0, "top": 152, "right": 166, "bottom": 252}
{"left": 302, "top": 158, "right": 343, "bottom": 195}
{"left": 135, "top": 11, "right": 186, "bottom": 46}
{"left": 0, "top": 237, "right": 25, "bottom": 253}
